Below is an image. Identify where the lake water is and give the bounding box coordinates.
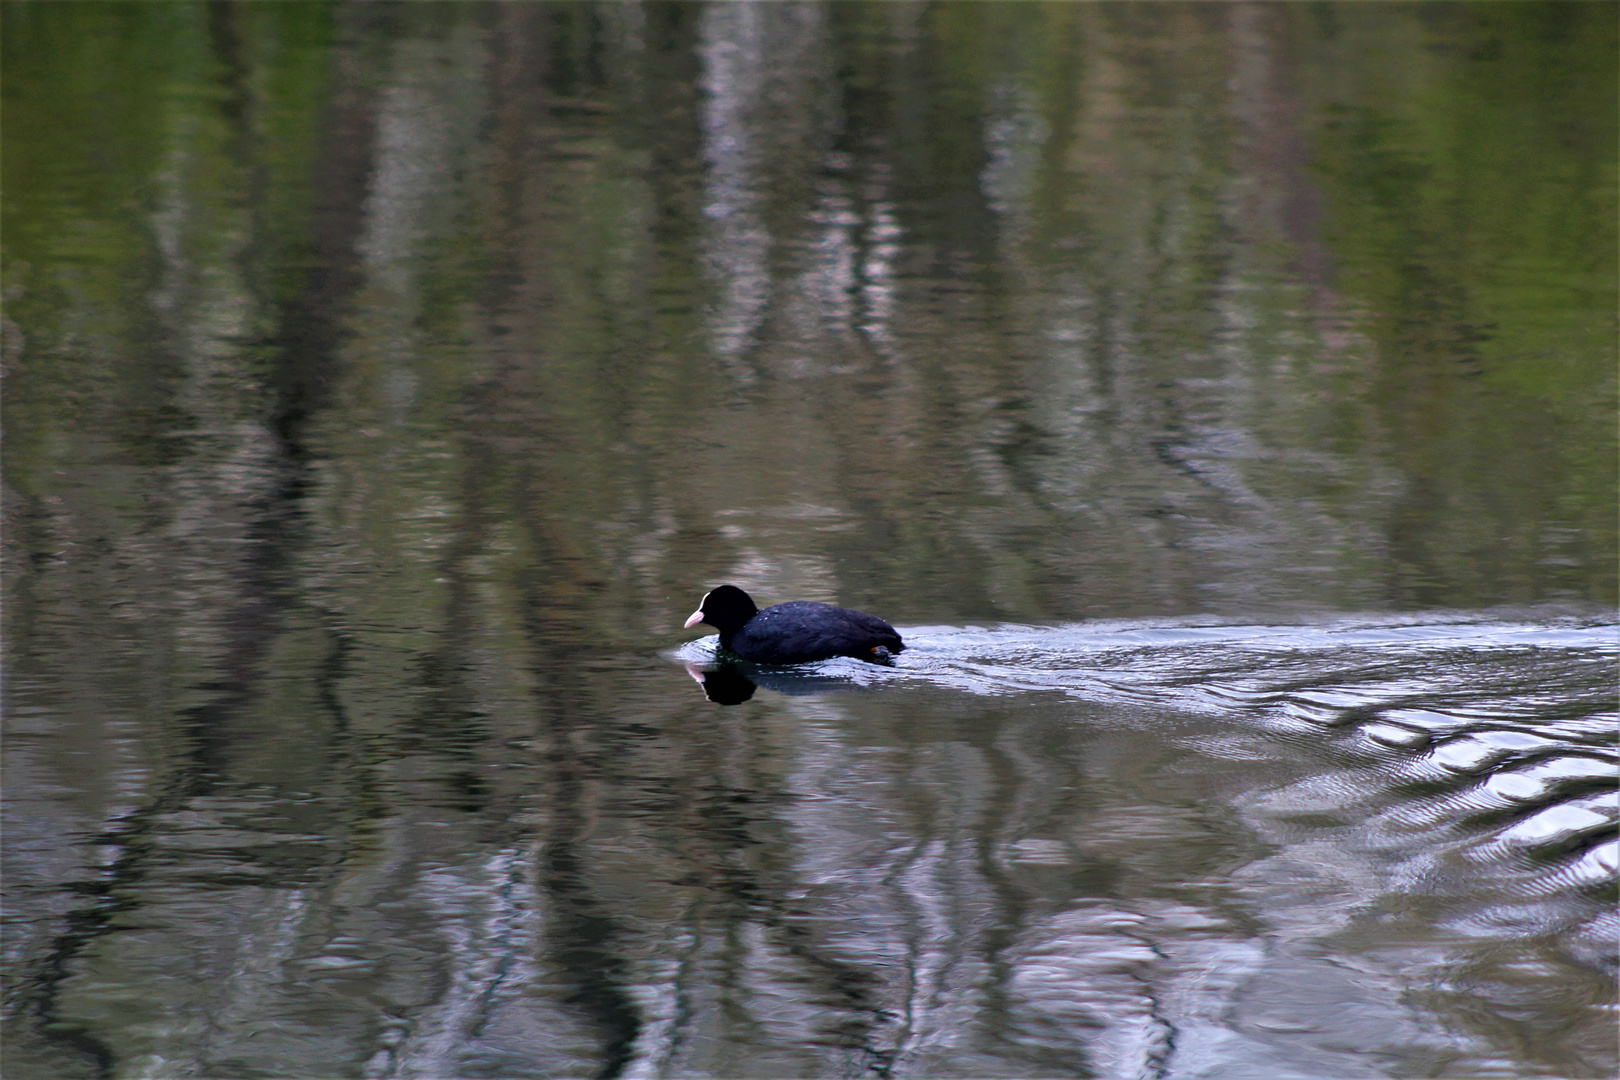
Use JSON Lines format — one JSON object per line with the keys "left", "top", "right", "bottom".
{"left": 3, "top": 3, "right": 1615, "bottom": 1078}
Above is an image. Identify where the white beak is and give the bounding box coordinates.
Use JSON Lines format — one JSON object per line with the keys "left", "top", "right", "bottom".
{"left": 684, "top": 608, "right": 706, "bottom": 629}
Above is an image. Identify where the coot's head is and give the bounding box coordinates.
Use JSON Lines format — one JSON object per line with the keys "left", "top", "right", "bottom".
{"left": 683, "top": 584, "right": 759, "bottom": 635}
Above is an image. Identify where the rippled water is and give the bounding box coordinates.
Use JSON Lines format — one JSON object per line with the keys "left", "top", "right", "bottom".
{"left": 674, "top": 612, "right": 1619, "bottom": 1077}
{"left": 3, "top": 3, "right": 1615, "bottom": 1078}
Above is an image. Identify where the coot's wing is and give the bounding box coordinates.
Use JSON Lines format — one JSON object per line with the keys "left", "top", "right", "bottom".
{"left": 834, "top": 606, "right": 904, "bottom": 653}
{"left": 730, "top": 602, "right": 902, "bottom": 663}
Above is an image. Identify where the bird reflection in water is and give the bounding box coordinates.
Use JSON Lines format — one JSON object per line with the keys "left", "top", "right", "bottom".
{"left": 683, "top": 661, "right": 881, "bottom": 706}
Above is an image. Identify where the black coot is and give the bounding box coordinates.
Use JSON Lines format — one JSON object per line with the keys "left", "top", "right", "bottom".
{"left": 683, "top": 585, "right": 904, "bottom": 664}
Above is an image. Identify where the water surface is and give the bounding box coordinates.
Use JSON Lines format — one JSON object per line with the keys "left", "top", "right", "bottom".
{"left": 3, "top": 3, "right": 1615, "bottom": 1078}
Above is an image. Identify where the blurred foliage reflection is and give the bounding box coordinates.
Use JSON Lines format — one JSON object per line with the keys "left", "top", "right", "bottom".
{"left": 3, "top": 3, "right": 1615, "bottom": 1078}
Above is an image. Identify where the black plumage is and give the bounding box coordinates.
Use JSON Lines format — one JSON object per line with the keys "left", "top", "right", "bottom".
{"left": 683, "top": 585, "right": 904, "bottom": 664}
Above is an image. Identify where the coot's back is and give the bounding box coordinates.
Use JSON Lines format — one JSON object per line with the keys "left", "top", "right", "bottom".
{"left": 729, "top": 601, "right": 904, "bottom": 664}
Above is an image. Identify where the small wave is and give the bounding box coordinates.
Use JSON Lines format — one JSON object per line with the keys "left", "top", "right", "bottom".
{"left": 675, "top": 608, "right": 1619, "bottom": 933}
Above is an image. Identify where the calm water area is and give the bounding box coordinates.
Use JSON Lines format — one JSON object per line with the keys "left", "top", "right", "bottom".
{"left": 3, "top": 3, "right": 1616, "bottom": 1078}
